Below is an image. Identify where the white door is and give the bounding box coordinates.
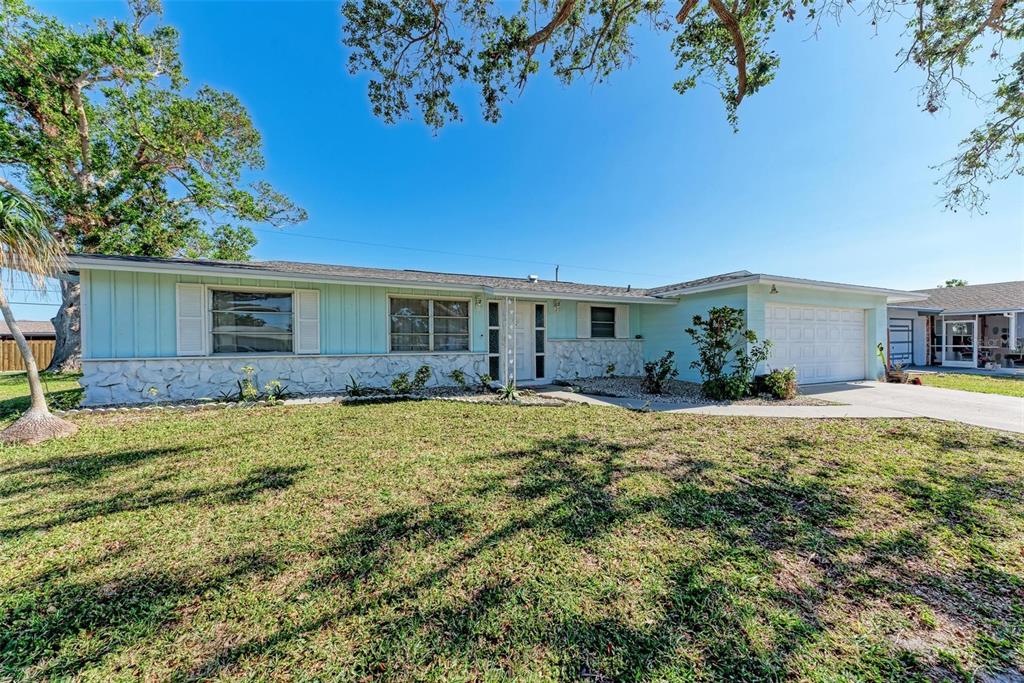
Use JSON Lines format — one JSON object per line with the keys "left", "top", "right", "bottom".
{"left": 941, "top": 320, "right": 975, "bottom": 368}
{"left": 513, "top": 302, "right": 534, "bottom": 381}
{"left": 765, "top": 304, "right": 866, "bottom": 384}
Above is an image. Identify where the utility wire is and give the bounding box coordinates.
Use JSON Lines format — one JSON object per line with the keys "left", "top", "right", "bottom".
{"left": 251, "top": 227, "right": 669, "bottom": 281}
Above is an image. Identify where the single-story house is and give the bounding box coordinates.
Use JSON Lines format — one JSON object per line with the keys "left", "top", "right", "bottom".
{"left": 68, "top": 254, "right": 925, "bottom": 406}
{"left": 887, "top": 280, "right": 1024, "bottom": 371}
{"left": 0, "top": 320, "right": 56, "bottom": 340}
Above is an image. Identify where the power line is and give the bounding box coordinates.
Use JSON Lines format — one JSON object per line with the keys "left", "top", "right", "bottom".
{"left": 251, "top": 227, "right": 669, "bottom": 281}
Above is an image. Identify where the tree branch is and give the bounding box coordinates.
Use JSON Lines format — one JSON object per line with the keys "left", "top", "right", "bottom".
{"left": 524, "top": 0, "right": 578, "bottom": 55}
{"left": 69, "top": 81, "right": 93, "bottom": 193}
{"left": 707, "top": 0, "right": 747, "bottom": 106}
{"left": 676, "top": 0, "right": 700, "bottom": 24}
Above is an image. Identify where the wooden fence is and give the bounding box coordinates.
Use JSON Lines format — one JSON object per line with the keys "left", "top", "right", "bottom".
{"left": 0, "top": 339, "right": 55, "bottom": 372}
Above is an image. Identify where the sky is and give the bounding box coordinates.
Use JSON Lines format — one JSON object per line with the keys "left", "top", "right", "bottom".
{"left": 13, "top": 0, "right": 1024, "bottom": 321}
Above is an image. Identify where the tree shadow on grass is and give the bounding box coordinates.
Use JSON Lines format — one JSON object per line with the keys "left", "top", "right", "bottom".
{"left": 0, "top": 462, "right": 307, "bottom": 539}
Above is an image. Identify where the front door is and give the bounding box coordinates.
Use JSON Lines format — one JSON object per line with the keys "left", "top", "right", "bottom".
{"left": 942, "top": 320, "right": 976, "bottom": 368}
{"left": 513, "top": 302, "right": 534, "bottom": 382}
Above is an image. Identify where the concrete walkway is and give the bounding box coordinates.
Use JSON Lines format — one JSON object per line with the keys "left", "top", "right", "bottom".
{"left": 540, "top": 381, "right": 1024, "bottom": 433}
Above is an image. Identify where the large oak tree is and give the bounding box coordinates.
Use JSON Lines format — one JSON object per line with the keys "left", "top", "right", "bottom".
{"left": 342, "top": 0, "right": 1022, "bottom": 209}
{"left": 0, "top": 0, "right": 306, "bottom": 371}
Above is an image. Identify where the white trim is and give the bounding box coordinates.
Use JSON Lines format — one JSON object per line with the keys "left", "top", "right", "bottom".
{"left": 68, "top": 256, "right": 672, "bottom": 304}
{"left": 387, "top": 294, "right": 473, "bottom": 354}
{"left": 657, "top": 274, "right": 927, "bottom": 303}
{"left": 79, "top": 269, "right": 89, "bottom": 360}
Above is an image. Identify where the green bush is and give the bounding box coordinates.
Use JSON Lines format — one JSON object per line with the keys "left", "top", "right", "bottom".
{"left": 641, "top": 351, "right": 678, "bottom": 394}
{"left": 685, "top": 306, "right": 772, "bottom": 400}
{"left": 447, "top": 368, "right": 468, "bottom": 390}
{"left": 391, "top": 372, "right": 413, "bottom": 394}
{"left": 412, "top": 365, "right": 432, "bottom": 390}
{"left": 762, "top": 367, "right": 798, "bottom": 400}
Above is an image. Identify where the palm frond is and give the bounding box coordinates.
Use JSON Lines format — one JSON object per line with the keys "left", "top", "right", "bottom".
{"left": 0, "top": 190, "right": 65, "bottom": 290}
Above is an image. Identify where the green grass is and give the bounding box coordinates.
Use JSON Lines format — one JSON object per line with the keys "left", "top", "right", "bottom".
{"left": 909, "top": 371, "right": 1024, "bottom": 398}
{"left": 0, "top": 382, "right": 1022, "bottom": 680}
{"left": 0, "top": 371, "right": 82, "bottom": 424}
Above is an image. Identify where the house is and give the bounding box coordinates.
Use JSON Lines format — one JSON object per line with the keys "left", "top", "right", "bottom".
{"left": 0, "top": 320, "right": 55, "bottom": 340}
{"left": 887, "top": 281, "right": 1024, "bottom": 371}
{"left": 67, "top": 254, "right": 925, "bottom": 406}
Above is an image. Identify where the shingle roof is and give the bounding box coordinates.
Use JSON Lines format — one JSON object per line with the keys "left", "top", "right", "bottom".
{"left": 646, "top": 271, "right": 754, "bottom": 295}
{"left": 906, "top": 281, "right": 1024, "bottom": 313}
{"left": 70, "top": 254, "right": 657, "bottom": 299}
{"left": 0, "top": 320, "right": 55, "bottom": 337}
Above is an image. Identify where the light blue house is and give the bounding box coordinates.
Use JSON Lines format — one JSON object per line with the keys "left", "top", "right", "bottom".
{"left": 68, "top": 255, "right": 924, "bottom": 405}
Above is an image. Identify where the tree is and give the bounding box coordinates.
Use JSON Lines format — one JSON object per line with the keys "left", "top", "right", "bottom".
{"left": 939, "top": 278, "right": 968, "bottom": 287}
{"left": 0, "top": 190, "right": 77, "bottom": 444}
{"left": 685, "top": 306, "right": 772, "bottom": 399}
{"left": 342, "top": 0, "right": 1022, "bottom": 209}
{"left": 0, "top": 0, "right": 306, "bottom": 372}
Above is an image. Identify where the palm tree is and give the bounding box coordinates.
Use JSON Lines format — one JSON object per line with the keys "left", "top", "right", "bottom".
{"left": 0, "top": 190, "right": 77, "bottom": 444}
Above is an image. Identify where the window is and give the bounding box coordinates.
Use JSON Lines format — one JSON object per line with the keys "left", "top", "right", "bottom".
{"left": 488, "top": 302, "right": 501, "bottom": 379}
{"left": 390, "top": 297, "right": 470, "bottom": 352}
{"left": 590, "top": 306, "right": 616, "bottom": 338}
{"left": 535, "top": 304, "right": 546, "bottom": 378}
{"left": 211, "top": 290, "right": 293, "bottom": 354}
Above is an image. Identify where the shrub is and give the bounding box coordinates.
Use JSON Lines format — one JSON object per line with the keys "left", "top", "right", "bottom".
{"left": 237, "top": 365, "right": 260, "bottom": 402}
{"left": 686, "top": 306, "right": 772, "bottom": 400}
{"left": 476, "top": 373, "right": 493, "bottom": 391}
{"left": 263, "top": 379, "right": 290, "bottom": 402}
{"left": 412, "top": 365, "right": 432, "bottom": 390}
{"left": 346, "top": 374, "right": 372, "bottom": 397}
{"left": 447, "top": 368, "right": 468, "bottom": 390}
{"left": 391, "top": 372, "right": 413, "bottom": 394}
{"left": 641, "top": 351, "right": 679, "bottom": 394}
{"left": 762, "top": 367, "right": 798, "bottom": 400}
{"left": 605, "top": 363, "right": 616, "bottom": 378}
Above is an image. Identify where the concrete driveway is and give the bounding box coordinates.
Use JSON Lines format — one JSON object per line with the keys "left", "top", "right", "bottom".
{"left": 542, "top": 381, "right": 1024, "bottom": 433}
{"left": 802, "top": 381, "right": 1023, "bottom": 433}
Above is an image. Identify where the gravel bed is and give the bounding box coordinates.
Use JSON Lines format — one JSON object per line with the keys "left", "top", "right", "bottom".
{"left": 556, "top": 376, "right": 839, "bottom": 406}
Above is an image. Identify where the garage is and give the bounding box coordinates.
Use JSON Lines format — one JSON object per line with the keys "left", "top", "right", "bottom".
{"left": 765, "top": 303, "right": 866, "bottom": 383}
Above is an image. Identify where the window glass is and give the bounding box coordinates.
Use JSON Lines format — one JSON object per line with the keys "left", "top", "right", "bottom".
{"left": 390, "top": 298, "right": 469, "bottom": 352}
{"left": 535, "top": 355, "right": 545, "bottom": 378}
{"left": 488, "top": 302, "right": 499, "bottom": 328}
{"left": 535, "top": 304, "right": 545, "bottom": 328}
{"left": 591, "top": 306, "right": 616, "bottom": 338}
{"left": 211, "top": 290, "right": 293, "bottom": 354}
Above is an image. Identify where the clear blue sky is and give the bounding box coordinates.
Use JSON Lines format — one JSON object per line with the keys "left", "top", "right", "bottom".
{"left": 14, "top": 0, "right": 1024, "bottom": 320}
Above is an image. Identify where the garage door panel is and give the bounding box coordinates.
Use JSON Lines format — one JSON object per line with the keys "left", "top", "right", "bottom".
{"left": 766, "top": 303, "right": 866, "bottom": 384}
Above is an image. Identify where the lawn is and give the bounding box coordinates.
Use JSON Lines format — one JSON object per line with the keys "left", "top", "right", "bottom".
{"left": 0, "top": 371, "right": 82, "bottom": 423}
{"left": 909, "top": 371, "right": 1024, "bottom": 398}
{"left": 0, "top": 391, "right": 1022, "bottom": 680}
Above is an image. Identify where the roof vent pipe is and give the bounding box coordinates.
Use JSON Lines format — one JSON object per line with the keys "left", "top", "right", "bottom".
{"left": 528, "top": 274, "right": 539, "bottom": 282}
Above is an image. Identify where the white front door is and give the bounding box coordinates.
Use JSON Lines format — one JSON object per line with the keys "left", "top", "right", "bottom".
{"left": 513, "top": 302, "right": 535, "bottom": 382}
{"left": 941, "top": 320, "right": 976, "bottom": 368}
{"left": 765, "top": 304, "right": 866, "bottom": 383}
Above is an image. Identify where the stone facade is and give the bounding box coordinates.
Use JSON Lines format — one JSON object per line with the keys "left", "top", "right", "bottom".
{"left": 548, "top": 339, "right": 644, "bottom": 379}
{"left": 81, "top": 353, "right": 488, "bottom": 406}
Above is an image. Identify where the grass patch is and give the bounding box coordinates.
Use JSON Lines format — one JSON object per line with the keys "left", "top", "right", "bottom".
{"left": 909, "top": 371, "right": 1024, "bottom": 398}
{"left": 0, "top": 371, "right": 81, "bottom": 424}
{"left": 0, "top": 397, "right": 1021, "bottom": 680}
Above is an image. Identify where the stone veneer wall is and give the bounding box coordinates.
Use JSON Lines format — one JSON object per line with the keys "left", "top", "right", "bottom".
{"left": 81, "top": 353, "right": 488, "bottom": 406}
{"left": 548, "top": 339, "right": 644, "bottom": 379}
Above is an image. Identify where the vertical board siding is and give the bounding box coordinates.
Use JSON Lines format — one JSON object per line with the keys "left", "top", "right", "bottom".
{"left": 83, "top": 271, "right": 499, "bottom": 358}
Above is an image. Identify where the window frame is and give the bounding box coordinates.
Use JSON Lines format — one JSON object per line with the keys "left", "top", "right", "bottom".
{"left": 387, "top": 295, "right": 473, "bottom": 354}
{"left": 590, "top": 305, "right": 617, "bottom": 339}
{"left": 208, "top": 285, "right": 297, "bottom": 356}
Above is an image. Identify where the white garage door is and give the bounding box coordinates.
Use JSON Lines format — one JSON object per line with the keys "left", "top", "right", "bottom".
{"left": 765, "top": 304, "right": 866, "bottom": 384}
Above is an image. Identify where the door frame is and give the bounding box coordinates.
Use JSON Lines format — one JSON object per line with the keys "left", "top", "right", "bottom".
{"left": 508, "top": 299, "right": 548, "bottom": 384}
{"left": 940, "top": 317, "right": 977, "bottom": 368}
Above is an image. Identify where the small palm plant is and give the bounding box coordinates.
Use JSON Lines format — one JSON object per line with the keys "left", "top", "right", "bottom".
{"left": 0, "top": 190, "right": 77, "bottom": 444}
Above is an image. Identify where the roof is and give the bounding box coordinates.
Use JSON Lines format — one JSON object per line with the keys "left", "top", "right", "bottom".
{"left": 66, "top": 254, "right": 924, "bottom": 304}
{"left": 0, "top": 320, "right": 55, "bottom": 337}
{"left": 901, "top": 281, "right": 1024, "bottom": 314}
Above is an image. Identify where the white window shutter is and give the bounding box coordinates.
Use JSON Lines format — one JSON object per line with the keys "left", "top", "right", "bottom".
{"left": 576, "top": 303, "right": 591, "bottom": 339}
{"left": 295, "top": 289, "right": 321, "bottom": 354}
{"left": 176, "top": 283, "right": 206, "bottom": 356}
{"left": 615, "top": 305, "right": 630, "bottom": 338}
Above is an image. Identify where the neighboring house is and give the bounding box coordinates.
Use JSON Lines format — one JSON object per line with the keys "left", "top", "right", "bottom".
{"left": 887, "top": 281, "right": 1024, "bottom": 371}
{"left": 68, "top": 254, "right": 924, "bottom": 405}
{"left": 0, "top": 320, "right": 56, "bottom": 340}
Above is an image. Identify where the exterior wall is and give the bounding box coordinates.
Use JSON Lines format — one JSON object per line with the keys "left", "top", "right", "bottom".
{"left": 80, "top": 353, "right": 487, "bottom": 406}
{"left": 748, "top": 284, "right": 889, "bottom": 380}
{"left": 547, "top": 301, "right": 642, "bottom": 339}
{"left": 82, "top": 269, "right": 490, "bottom": 358}
{"left": 637, "top": 287, "right": 746, "bottom": 382}
{"left": 548, "top": 339, "right": 644, "bottom": 379}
